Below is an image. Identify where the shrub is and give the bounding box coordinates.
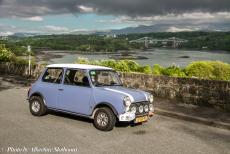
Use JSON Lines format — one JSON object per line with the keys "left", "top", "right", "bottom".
{"left": 75, "top": 57, "right": 230, "bottom": 81}
{"left": 153, "top": 64, "right": 186, "bottom": 77}
{"left": 209, "top": 61, "right": 230, "bottom": 80}
{"left": 100, "top": 59, "right": 117, "bottom": 69}
{"left": 162, "top": 65, "right": 186, "bottom": 77}
{"left": 123, "top": 60, "right": 140, "bottom": 72}
{"left": 14, "top": 57, "right": 36, "bottom": 65}
{"left": 184, "top": 61, "right": 214, "bottom": 79}
{"left": 139, "top": 65, "right": 152, "bottom": 74}
{"left": 153, "top": 64, "right": 163, "bottom": 75}
{"left": 0, "top": 45, "right": 15, "bottom": 62}
{"left": 77, "top": 57, "right": 90, "bottom": 64}
{"left": 76, "top": 58, "right": 138, "bottom": 72}
{"left": 115, "top": 61, "right": 131, "bottom": 72}
{"left": 185, "top": 61, "right": 230, "bottom": 80}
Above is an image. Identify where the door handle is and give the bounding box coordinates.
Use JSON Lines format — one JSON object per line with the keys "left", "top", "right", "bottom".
{"left": 58, "top": 89, "right": 64, "bottom": 91}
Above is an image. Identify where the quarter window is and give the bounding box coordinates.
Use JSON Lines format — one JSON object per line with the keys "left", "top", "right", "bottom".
{"left": 42, "top": 68, "right": 63, "bottom": 84}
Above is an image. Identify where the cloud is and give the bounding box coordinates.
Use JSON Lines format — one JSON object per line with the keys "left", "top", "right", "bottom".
{"left": 0, "top": 24, "right": 17, "bottom": 34}
{"left": 97, "top": 12, "right": 230, "bottom": 26}
{"left": 21, "top": 16, "right": 43, "bottom": 21}
{"left": 43, "top": 25, "right": 69, "bottom": 32}
{"left": 0, "top": 0, "right": 230, "bottom": 33}
{"left": 0, "top": 0, "right": 81, "bottom": 18}
{"left": 217, "top": 12, "right": 230, "bottom": 18}
{"left": 86, "top": 0, "right": 230, "bottom": 17}
{"left": 0, "top": 31, "right": 14, "bottom": 36}
{"left": 0, "top": 0, "right": 230, "bottom": 18}
{"left": 78, "top": 5, "right": 95, "bottom": 13}
{"left": 0, "top": 23, "right": 15, "bottom": 29}
{"left": 166, "top": 26, "right": 194, "bottom": 32}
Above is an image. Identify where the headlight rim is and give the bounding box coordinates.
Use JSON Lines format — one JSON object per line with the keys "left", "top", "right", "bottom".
{"left": 148, "top": 94, "right": 154, "bottom": 103}
{"left": 130, "top": 106, "right": 137, "bottom": 113}
{"left": 123, "top": 96, "right": 132, "bottom": 107}
{"left": 138, "top": 105, "right": 144, "bottom": 113}
{"left": 144, "top": 104, "right": 149, "bottom": 112}
{"left": 149, "top": 103, "right": 154, "bottom": 112}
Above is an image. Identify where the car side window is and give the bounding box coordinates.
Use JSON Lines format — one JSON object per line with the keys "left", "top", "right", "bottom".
{"left": 42, "top": 68, "right": 63, "bottom": 84}
{"left": 64, "top": 69, "right": 90, "bottom": 87}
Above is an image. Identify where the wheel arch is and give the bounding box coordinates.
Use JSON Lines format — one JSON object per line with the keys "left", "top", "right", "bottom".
{"left": 29, "top": 92, "right": 47, "bottom": 105}
{"left": 91, "top": 102, "right": 118, "bottom": 118}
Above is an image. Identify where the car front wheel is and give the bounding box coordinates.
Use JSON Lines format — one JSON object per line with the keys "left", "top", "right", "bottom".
{"left": 29, "top": 96, "right": 47, "bottom": 116}
{"left": 93, "top": 107, "right": 116, "bottom": 131}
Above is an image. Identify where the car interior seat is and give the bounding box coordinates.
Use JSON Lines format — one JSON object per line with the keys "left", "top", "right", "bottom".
{"left": 82, "top": 76, "right": 90, "bottom": 86}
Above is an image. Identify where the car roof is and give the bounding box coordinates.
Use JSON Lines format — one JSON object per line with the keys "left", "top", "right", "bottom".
{"left": 46, "top": 63, "right": 113, "bottom": 70}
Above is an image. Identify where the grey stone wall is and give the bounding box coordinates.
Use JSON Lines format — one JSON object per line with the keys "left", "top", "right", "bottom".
{"left": 1, "top": 63, "right": 230, "bottom": 110}
{"left": 0, "top": 63, "right": 45, "bottom": 79}
{"left": 120, "top": 72, "right": 230, "bottom": 110}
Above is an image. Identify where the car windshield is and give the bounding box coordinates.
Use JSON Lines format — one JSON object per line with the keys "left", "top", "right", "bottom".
{"left": 89, "top": 70, "right": 122, "bottom": 87}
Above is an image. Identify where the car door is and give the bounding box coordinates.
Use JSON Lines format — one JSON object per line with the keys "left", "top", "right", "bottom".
{"left": 57, "top": 68, "right": 93, "bottom": 115}
{"left": 39, "top": 67, "right": 64, "bottom": 108}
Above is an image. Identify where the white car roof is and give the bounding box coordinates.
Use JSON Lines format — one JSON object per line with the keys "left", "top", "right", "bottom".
{"left": 46, "top": 63, "right": 113, "bottom": 70}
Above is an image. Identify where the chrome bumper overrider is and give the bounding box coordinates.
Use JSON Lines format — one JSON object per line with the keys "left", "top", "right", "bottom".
{"left": 118, "top": 112, "right": 136, "bottom": 121}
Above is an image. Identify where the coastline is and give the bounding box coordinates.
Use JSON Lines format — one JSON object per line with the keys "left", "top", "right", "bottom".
{"left": 34, "top": 49, "right": 147, "bottom": 63}
{"left": 33, "top": 48, "right": 230, "bottom": 66}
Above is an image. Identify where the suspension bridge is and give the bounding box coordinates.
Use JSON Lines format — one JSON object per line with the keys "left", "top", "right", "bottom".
{"left": 129, "top": 37, "right": 188, "bottom": 48}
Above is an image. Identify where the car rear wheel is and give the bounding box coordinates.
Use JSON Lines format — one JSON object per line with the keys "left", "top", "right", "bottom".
{"left": 29, "top": 96, "right": 47, "bottom": 116}
{"left": 93, "top": 107, "right": 116, "bottom": 131}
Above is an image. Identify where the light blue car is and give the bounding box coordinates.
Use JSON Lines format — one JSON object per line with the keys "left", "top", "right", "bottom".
{"left": 28, "top": 64, "right": 154, "bottom": 131}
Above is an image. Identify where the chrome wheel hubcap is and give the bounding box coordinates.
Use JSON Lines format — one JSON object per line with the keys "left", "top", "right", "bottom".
{"left": 31, "top": 101, "right": 40, "bottom": 113}
{"left": 97, "top": 112, "right": 109, "bottom": 127}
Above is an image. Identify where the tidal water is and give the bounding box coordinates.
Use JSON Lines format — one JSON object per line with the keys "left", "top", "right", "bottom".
{"left": 48, "top": 48, "right": 230, "bottom": 67}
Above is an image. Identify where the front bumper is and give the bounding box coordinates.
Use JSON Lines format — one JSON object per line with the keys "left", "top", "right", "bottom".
{"left": 118, "top": 101, "right": 154, "bottom": 122}
{"left": 118, "top": 111, "right": 154, "bottom": 122}
{"left": 118, "top": 112, "right": 136, "bottom": 121}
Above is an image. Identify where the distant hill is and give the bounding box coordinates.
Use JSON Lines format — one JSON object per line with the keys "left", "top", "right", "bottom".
{"left": 96, "top": 22, "right": 230, "bottom": 35}
{"left": 4, "top": 22, "right": 230, "bottom": 37}
{"left": 106, "top": 24, "right": 169, "bottom": 35}
{"left": 12, "top": 32, "right": 41, "bottom": 37}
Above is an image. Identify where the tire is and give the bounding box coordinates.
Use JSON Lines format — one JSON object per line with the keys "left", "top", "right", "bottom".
{"left": 29, "top": 96, "right": 47, "bottom": 116}
{"left": 93, "top": 107, "right": 116, "bottom": 131}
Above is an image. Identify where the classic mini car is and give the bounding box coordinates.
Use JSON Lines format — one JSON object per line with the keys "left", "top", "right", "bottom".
{"left": 27, "top": 64, "right": 154, "bottom": 131}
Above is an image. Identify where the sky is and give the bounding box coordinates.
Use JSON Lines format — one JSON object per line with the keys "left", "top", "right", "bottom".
{"left": 0, "top": 0, "right": 230, "bottom": 36}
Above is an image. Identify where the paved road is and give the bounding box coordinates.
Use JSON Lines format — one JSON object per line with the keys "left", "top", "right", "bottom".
{"left": 0, "top": 78, "right": 230, "bottom": 154}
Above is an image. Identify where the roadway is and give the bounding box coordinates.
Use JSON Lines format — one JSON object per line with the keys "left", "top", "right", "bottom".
{"left": 0, "top": 77, "right": 229, "bottom": 154}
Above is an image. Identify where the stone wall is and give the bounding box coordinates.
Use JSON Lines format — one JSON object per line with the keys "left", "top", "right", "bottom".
{"left": 0, "top": 63, "right": 45, "bottom": 79}
{"left": 1, "top": 63, "right": 230, "bottom": 110}
{"left": 120, "top": 73, "right": 230, "bottom": 110}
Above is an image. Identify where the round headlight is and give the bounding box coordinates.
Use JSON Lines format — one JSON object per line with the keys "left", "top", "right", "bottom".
{"left": 130, "top": 106, "right": 136, "bottom": 113}
{"left": 149, "top": 94, "right": 154, "bottom": 103}
{"left": 123, "top": 96, "right": 132, "bottom": 107}
{"left": 139, "top": 105, "right": 144, "bottom": 113}
{"left": 149, "top": 104, "right": 154, "bottom": 112}
{"left": 144, "top": 105, "right": 148, "bottom": 112}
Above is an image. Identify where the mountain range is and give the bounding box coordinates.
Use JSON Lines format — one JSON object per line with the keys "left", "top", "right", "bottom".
{"left": 7, "top": 22, "right": 230, "bottom": 37}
